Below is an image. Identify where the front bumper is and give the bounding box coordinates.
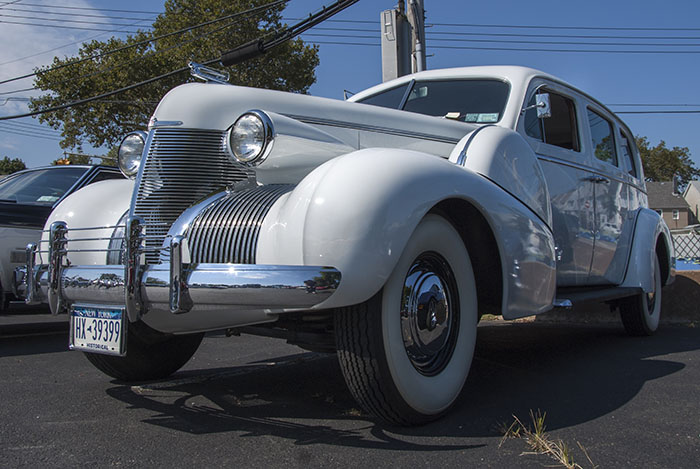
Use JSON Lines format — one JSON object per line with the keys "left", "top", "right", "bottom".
{"left": 20, "top": 217, "right": 341, "bottom": 332}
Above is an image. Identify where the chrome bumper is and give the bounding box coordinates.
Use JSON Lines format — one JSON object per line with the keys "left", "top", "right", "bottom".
{"left": 21, "top": 218, "right": 341, "bottom": 327}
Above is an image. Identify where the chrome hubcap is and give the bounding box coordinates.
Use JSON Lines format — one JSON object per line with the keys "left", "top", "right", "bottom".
{"left": 400, "top": 252, "right": 459, "bottom": 376}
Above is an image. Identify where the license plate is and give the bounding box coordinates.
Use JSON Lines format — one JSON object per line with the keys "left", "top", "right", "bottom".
{"left": 70, "top": 305, "right": 127, "bottom": 356}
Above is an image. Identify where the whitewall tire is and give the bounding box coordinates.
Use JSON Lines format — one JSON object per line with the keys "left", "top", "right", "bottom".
{"left": 620, "top": 255, "right": 662, "bottom": 336}
{"left": 335, "top": 214, "right": 478, "bottom": 425}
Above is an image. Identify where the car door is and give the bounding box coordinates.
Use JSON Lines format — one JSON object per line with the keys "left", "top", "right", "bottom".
{"left": 584, "top": 106, "right": 631, "bottom": 285}
{"left": 518, "top": 80, "right": 596, "bottom": 286}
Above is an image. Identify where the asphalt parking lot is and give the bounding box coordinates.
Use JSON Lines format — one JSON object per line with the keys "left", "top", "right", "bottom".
{"left": 1, "top": 311, "right": 699, "bottom": 468}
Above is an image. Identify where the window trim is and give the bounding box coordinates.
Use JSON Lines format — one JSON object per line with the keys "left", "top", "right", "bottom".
{"left": 586, "top": 106, "right": 619, "bottom": 168}
{"left": 523, "top": 86, "right": 581, "bottom": 153}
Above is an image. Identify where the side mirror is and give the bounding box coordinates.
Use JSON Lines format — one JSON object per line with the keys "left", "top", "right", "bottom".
{"left": 535, "top": 93, "right": 551, "bottom": 119}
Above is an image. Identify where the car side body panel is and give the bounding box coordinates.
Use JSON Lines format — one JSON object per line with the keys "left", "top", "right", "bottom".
{"left": 257, "top": 148, "right": 557, "bottom": 319}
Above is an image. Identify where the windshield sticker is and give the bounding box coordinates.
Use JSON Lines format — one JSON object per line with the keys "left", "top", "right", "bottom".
{"left": 37, "top": 195, "right": 59, "bottom": 202}
{"left": 464, "top": 113, "right": 479, "bottom": 122}
{"left": 477, "top": 113, "right": 499, "bottom": 123}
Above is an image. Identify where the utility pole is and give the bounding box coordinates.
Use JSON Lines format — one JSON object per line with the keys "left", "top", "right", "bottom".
{"left": 380, "top": 1, "right": 426, "bottom": 81}
{"left": 406, "top": 0, "right": 426, "bottom": 73}
{"left": 380, "top": 1, "right": 411, "bottom": 82}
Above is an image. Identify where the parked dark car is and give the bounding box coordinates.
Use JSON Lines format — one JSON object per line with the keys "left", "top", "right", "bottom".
{"left": 0, "top": 165, "right": 124, "bottom": 311}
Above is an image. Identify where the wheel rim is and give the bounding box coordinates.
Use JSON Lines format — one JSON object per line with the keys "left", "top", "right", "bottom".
{"left": 399, "top": 251, "right": 460, "bottom": 376}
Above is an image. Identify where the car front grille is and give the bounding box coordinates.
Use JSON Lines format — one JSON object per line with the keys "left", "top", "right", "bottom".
{"left": 132, "top": 128, "right": 251, "bottom": 264}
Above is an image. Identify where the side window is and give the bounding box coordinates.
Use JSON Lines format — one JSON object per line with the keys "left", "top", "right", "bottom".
{"left": 619, "top": 129, "right": 638, "bottom": 178}
{"left": 587, "top": 109, "right": 618, "bottom": 166}
{"left": 525, "top": 91, "right": 580, "bottom": 151}
{"left": 356, "top": 84, "right": 408, "bottom": 109}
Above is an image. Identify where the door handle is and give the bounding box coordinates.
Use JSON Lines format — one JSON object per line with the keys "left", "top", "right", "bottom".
{"left": 586, "top": 176, "right": 610, "bottom": 184}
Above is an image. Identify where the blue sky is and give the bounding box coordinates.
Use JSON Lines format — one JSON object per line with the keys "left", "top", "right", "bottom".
{"left": 1, "top": 0, "right": 699, "bottom": 170}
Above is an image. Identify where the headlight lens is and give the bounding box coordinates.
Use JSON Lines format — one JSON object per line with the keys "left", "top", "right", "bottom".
{"left": 228, "top": 111, "right": 273, "bottom": 165}
{"left": 118, "top": 131, "right": 147, "bottom": 178}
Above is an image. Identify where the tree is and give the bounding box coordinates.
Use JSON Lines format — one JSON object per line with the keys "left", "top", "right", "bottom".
{"left": 29, "top": 0, "right": 319, "bottom": 152}
{"left": 636, "top": 136, "right": 700, "bottom": 188}
{"left": 0, "top": 156, "right": 27, "bottom": 174}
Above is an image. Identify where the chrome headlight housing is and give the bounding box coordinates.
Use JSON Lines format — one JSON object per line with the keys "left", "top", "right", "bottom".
{"left": 117, "top": 131, "right": 147, "bottom": 178}
{"left": 227, "top": 110, "right": 274, "bottom": 166}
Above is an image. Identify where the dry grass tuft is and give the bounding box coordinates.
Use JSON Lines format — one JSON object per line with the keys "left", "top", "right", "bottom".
{"left": 500, "top": 410, "right": 597, "bottom": 469}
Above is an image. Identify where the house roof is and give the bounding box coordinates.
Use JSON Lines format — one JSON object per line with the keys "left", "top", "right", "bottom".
{"left": 647, "top": 181, "right": 690, "bottom": 209}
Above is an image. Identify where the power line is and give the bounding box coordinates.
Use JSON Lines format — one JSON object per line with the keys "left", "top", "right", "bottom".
{"left": 608, "top": 103, "right": 700, "bottom": 107}
{"left": 5, "top": 3, "right": 162, "bottom": 14}
{"left": 302, "top": 32, "right": 700, "bottom": 47}
{"left": 0, "top": 126, "right": 61, "bottom": 140}
{"left": 426, "top": 36, "right": 700, "bottom": 48}
{"left": 0, "top": 6, "right": 157, "bottom": 21}
{"left": 427, "top": 30, "right": 700, "bottom": 41}
{"left": 0, "top": 13, "right": 156, "bottom": 27}
{"left": 427, "top": 22, "right": 700, "bottom": 32}
{"left": 0, "top": 0, "right": 356, "bottom": 122}
{"left": 0, "top": 19, "right": 146, "bottom": 33}
{"left": 300, "top": 35, "right": 700, "bottom": 53}
{"left": 615, "top": 110, "right": 700, "bottom": 114}
{"left": 0, "top": 0, "right": 286, "bottom": 88}
{"left": 0, "top": 20, "right": 153, "bottom": 68}
{"left": 0, "top": 120, "right": 61, "bottom": 133}
{"left": 20, "top": 14, "right": 264, "bottom": 97}
{"left": 427, "top": 43, "right": 700, "bottom": 54}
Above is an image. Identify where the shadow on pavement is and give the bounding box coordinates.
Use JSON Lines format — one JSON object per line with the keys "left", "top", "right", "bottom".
{"left": 104, "top": 323, "right": 699, "bottom": 449}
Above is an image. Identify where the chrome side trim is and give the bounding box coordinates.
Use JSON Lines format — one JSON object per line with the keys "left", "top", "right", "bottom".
{"left": 24, "top": 244, "right": 39, "bottom": 304}
{"left": 124, "top": 216, "right": 144, "bottom": 321}
{"left": 282, "top": 113, "right": 462, "bottom": 145}
{"left": 48, "top": 221, "right": 68, "bottom": 315}
{"left": 455, "top": 124, "right": 496, "bottom": 166}
{"left": 169, "top": 235, "right": 193, "bottom": 314}
{"left": 149, "top": 118, "right": 183, "bottom": 128}
{"left": 536, "top": 154, "right": 629, "bottom": 186}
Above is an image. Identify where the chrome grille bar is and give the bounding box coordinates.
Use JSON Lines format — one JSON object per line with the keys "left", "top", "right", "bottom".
{"left": 132, "top": 128, "right": 251, "bottom": 264}
{"left": 187, "top": 185, "right": 294, "bottom": 264}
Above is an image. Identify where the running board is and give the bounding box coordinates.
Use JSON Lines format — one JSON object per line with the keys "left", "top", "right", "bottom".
{"left": 555, "top": 286, "right": 642, "bottom": 306}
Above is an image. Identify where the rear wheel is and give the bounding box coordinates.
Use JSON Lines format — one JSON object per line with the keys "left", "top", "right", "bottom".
{"left": 84, "top": 320, "right": 204, "bottom": 381}
{"left": 335, "top": 215, "right": 478, "bottom": 425}
{"left": 620, "top": 255, "right": 662, "bottom": 336}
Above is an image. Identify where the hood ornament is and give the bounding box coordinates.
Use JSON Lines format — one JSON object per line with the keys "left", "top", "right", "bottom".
{"left": 188, "top": 61, "right": 230, "bottom": 85}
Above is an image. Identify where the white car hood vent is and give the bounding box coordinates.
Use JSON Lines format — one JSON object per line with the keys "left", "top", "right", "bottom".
{"left": 132, "top": 127, "right": 252, "bottom": 264}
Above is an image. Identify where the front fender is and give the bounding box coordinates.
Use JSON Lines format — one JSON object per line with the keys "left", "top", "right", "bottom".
{"left": 450, "top": 125, "right": 551, "bottom": 227}
{"left": 257, "top": 148, "right": 556, "bottom": 317}
{"left": 40, "top": 179, "right": 134, "bottom": 265}
{"left": 622, "top": 208, "right": 675, "bottom": 291}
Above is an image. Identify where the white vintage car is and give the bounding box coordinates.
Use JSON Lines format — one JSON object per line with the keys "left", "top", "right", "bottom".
{"left": 23, "top": 65, "right": 674, "bottom": 425}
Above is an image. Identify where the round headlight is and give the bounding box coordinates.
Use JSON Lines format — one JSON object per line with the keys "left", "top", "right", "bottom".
{"left": 118, "top": 131, "right": 147, "bottom": 178}
{"left": 228, "top": 110, "right": 273, "bottom": 166}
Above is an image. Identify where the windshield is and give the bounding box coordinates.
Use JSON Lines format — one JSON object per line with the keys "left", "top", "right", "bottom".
{"left": 0, "top": 167, "right": 87, "bottom": 205}
{"left": 356, "top": 79, "right": 510, "bottom": 123}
